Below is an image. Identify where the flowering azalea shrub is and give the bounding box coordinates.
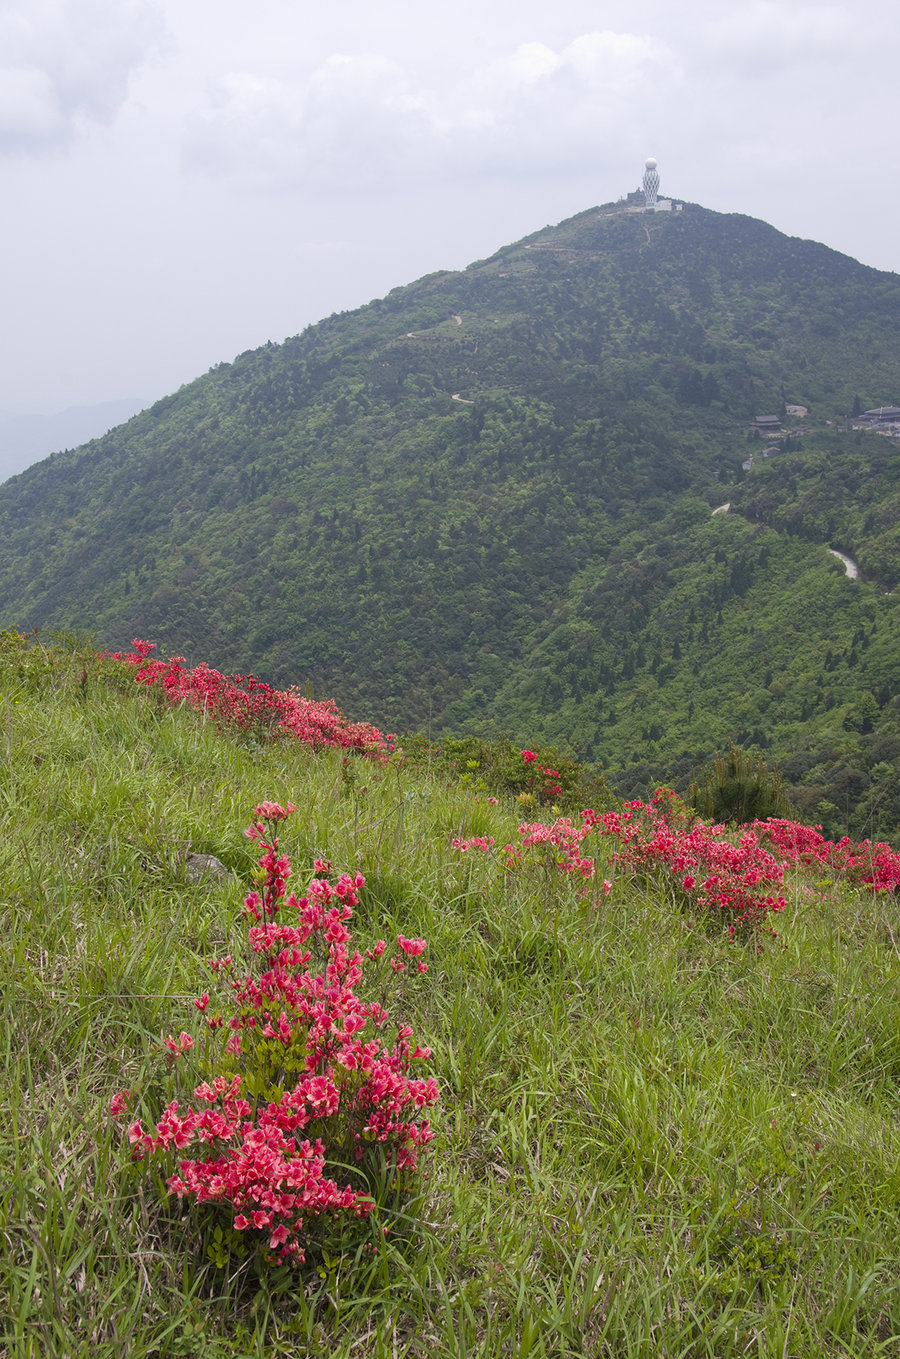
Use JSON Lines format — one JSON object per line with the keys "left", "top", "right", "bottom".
{"left": 108, "top": 640, "right": 391, "bottom": 756}
{"left": 751, "top": 818, "right": 900, "bottom": 893}
{"left": 455, "top": 787, "right": 789, "bottom": 934}
{"left": 452, "top": 815, "right": 596, "bottom": 891}
{"left": 592, "top": 794, "right": 900, "bottom": 931}
{"left": 506, "top": 817, "right": 596, "bottom": 879}
{"left": 455, "top": 755, "right": 900, "bottom": 941}
{"left": 593, "top": 795, "right": 788, "bottom": 934}
{"left": 519, "top": 750, "right": 564, "bottom": 802}
{"left": 111, "top": 802, "right": 437, "bottom": 1265}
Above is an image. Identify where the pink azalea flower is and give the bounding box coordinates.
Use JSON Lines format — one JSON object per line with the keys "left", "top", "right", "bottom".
{"left": 110, "top": 1090, "right": 130, "bottom": 1117}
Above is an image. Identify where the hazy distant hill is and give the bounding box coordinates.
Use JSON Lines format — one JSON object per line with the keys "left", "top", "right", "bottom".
{"left": 0, "top": 399, "right": 147, "bottom": 483}
{"left": 2, "top": 201, "right": 900, "bottom": 834}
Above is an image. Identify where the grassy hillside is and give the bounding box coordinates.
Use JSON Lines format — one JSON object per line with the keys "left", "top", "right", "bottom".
{"left": 3, "top": 631, "right": 900, "bottom": 1357}
{"left": 2, "top": 203, "right": 900, "bottom": 834}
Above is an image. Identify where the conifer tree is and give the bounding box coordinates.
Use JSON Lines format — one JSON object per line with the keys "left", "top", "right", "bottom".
{"left": 687, "top": 742, "right": 793, "bottom": 825}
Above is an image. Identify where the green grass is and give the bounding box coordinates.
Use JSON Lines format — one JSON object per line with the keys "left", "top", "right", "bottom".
{"left": 1, "top": 634, "right": 899, "bottom": 1356}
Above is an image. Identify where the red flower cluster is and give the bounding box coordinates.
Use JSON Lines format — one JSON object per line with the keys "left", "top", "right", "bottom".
{"left": 112, "top": 804, "right": 437, "bottom": 1264}
{"left": 514, "top": 817, "right": 595, "bottom": 878}
{"left": 451, "top": 836, "right": 495, "bottom": 853}
{"left": 520, "top": 749, "right": 563, "bottom": 799}
{"left": 454, "top": 818, "right": 595, "bottom": 880}
{"left": 588, "top": 800, "right": 788, "bottom": 932}
{"left": 108, "top": 641, "right": 390, "bottom": 756}
{"left": 595, "top": 801, "right": 900, "bottom": 932}
{"left": 123, "top": 1077, "right": 366, "bottom": 1256}
{"left": 751, "top": 818, "right": 900, "bottom": 893}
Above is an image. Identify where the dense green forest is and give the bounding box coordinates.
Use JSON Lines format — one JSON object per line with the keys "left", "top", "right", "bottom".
{"left": 1, "top": 201, "right": 900, "bottom": 835}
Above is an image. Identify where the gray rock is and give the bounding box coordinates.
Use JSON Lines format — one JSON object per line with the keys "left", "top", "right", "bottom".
{"left": 184, "top": 853, "right": 230, "bottom": 884}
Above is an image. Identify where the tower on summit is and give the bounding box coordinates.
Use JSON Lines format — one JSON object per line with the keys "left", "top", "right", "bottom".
{"left": 642, "top": 157, "right": 660, "bottom": 208}
{"left": 618, "top": 158, "right": 681, "bottom": 214}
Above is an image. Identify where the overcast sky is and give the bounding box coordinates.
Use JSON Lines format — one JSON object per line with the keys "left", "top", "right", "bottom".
{"left": 1, "top": 0, "right": 897, "bottom": 429}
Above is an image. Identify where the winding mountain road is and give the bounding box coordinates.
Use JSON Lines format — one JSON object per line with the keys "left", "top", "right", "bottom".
{"left": 828, "top": 549, "right": 860, "bottom": 579}
{"left": 712, "top": 504, "right": 860, "bottom": 580}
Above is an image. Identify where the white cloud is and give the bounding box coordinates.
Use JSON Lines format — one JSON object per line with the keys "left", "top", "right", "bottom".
{"left": 183, "top": 30, "right": 681, "bottom": 189}
{"left": 705, "top": 1, "right": 857, "bottom": 61}
{"left": 0, "top": 0, "right": 167, "bottom": 153}
{"left": 452, "top": 32, "right": 680, "bottom": 169}
{"left": 0, "top": 67, "right": 63, "bottom": 145}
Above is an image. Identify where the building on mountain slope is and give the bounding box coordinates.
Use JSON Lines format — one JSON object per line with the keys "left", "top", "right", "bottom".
{"left": 862, "top": 405, "right": 900, "bottom": 424}
{"left": 851, "top": 405, "right": 900, "bottom": 438}
{"left": 750, "top": 414, "right": 782, "bottom": 436}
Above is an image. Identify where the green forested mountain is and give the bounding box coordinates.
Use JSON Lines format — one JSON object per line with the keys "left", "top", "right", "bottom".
{"left": 2, "top": 200, "right": 900, "bottom": 834}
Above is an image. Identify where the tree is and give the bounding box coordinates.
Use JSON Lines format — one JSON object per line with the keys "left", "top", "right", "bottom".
{"left": 687, "top": 743, "right": 793, "bottom": 825}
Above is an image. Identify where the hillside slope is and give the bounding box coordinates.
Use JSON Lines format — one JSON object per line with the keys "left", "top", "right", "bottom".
{"left": 3, "top": 634, "right": 900, "bottom": 1357}
{"left": 1, "top": 202, "right": 900, "bottom": 831}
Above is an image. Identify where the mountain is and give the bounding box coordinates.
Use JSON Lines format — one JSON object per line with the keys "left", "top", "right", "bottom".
{"left": 1, "top": 200, "right": 900, "bottom": 835}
